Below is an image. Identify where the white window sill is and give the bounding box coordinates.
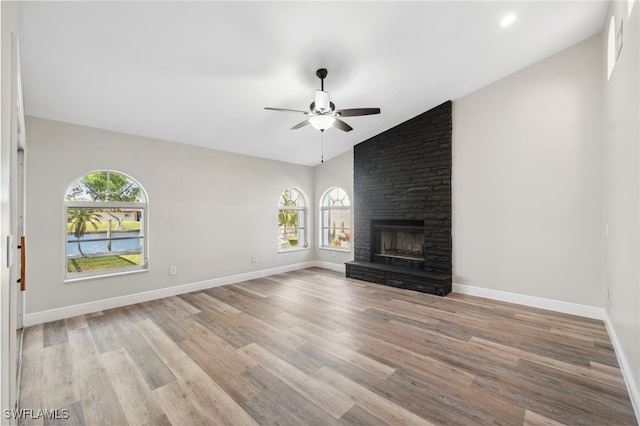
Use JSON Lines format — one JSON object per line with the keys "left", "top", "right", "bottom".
{"left": 319, "top": 246, "right": 351, "bottom": 253}
{"left": 278, "top": 247, "right": 310, "bottom": 254}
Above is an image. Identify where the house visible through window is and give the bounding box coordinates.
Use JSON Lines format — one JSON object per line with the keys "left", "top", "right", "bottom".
{"left": 65, "top": 170, "right": 148, "bottom": 279}
{"left": 278, "top": 187, "right": 307, "bottom": 250}
{"left": 320, "top": 187, "right": 351, "bottom": 250}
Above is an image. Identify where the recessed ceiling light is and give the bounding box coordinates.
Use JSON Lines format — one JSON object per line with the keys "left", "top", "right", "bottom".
{"left": 500, "top": 13, "right": 516, "bottom": 28}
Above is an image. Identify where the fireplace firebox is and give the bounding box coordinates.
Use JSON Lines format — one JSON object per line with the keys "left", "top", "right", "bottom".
{"left": 372, "top": 220, "right": 425, "bottom": 269}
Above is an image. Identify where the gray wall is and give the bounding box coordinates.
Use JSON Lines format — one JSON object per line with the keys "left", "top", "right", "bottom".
{"left": 602, "top": 0, "right": 639, "bottom": 411}
{"left": 313, "top": 149, "right": 354, "bottom": 269}
{"left": 452, "top": 34, "right": 604, "bottom": 307}
{"left": 25, "top": 117, "right": 315, "bottom": 314}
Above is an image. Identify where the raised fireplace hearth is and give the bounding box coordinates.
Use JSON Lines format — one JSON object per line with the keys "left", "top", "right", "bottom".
{"left": 346, "top": 101, "right": 452, "bottom": 296}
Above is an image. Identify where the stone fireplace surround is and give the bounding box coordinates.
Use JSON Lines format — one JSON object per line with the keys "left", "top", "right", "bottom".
{"left": 346, "top": 101, "right": 452, "bottom": 296}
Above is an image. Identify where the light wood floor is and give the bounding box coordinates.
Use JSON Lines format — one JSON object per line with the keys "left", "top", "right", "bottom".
{"left": 19, "top": 268, "right": 636, "bottom": 425}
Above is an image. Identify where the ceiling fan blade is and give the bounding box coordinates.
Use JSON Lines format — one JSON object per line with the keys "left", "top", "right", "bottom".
{"left": 332, "top": 118, "right": 353, "bottom": 132}
{"left": 335, "top": 108, "right": 381, "bottom": 117}
{"left": 291, "top": 119, "right": 310, "bottom": 130}
{"left": 265, "top": 107, "right": 309, "bottom": 114}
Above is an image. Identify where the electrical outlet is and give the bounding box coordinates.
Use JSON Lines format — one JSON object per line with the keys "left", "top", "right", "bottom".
{"left": 252, "top": 255, "right": 258, "bottom": 263}
{"left": 169, "top": 266, "right": 177, "bottom": 275}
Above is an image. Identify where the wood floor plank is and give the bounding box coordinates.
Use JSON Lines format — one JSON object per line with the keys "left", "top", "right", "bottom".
{"left": 178, "top": 318, "right": 258, "bottom": 371}
{"left": 313, "top": 366, "right": 435, "bottom": 425}
{"left": 141, "top": 413, "right": 173, "bottom": 426}
{"left": 121, "top": 303, "right": 149, "bottom": 323}
{"left": 19, "top": 268, "right": 637, "bottom": 425}
{"left": 154, "top": 296, "right": 201, "bottom": 318}
{"left": 163, "top": 355, "right": 257, "bottom": 425}
{"left": 240, "top": 364, "right": 340, "bottom": 426}
{"left": 43, "top": 400, "right": 85, "bottom": 426}
{"left": 86, "top": 311, "right": 126, "bottom": 353}
{"left": 181, "top": 291, "right": 241, "bottom": 314}
{"left": 339, "top": 404, "right": 391, "bottom": 426}
{"left": 118, "top": 326, "right": 177, "bottom": 390}
{"left": 68, "top": 327, "right": 107, "bottom": 380}
{"left": 288, "top": 325, "right": 396, "bottom": 380}
{"left": 43, "top": 320, "right": 69, "bottom": 347}
{"left": 387, "top": 367, "right": 525, "bottom": 425}
{"left": 239, "top": 342, "right": 354, "bottom": 419}
{"left": 152, "top": 381, "right": 214, "bottom": 426}
{"left": 517, "top": 358, "right": 637, "bottom": 424}
{"left": 346, "top": 330, "right": 477, "bottom": 388}
{"left": 523, "top": 409, "right": 566, "bottom": 426}
{"left": 178, "top": 337, "right": 261, "bottom": 401}
{"left": 40, "top": 343, "right": 79, "bottom": 411}
{"left": 135, "top": 318, "right": 186, "bottom": 365}
{"left": 471, "top": 336, "right": 628, "bottom": 390}
{"left": 18, "top": 327, "right": 44, "bottom": 426}
{"left": 136, "top": 299, "right": 193, "bottom": 343}
{"left": 101, "top": 348, "right": 162, "bottom": 426}
{"left": 74, "top": 370, "right": 129, "bottom": 425}
{"left": 64, "top": 315, "right": 88, "bottom": 332}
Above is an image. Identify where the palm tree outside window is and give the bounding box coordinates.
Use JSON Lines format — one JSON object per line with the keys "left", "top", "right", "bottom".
{"left": 278, "top": 187, "right": 307, "bottom": 251}
{"left": 64, "top": 170, "right": 148, "bottom": 279}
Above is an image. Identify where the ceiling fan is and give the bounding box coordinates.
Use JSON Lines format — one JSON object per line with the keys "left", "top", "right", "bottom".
{"left": 265, "top": 68, "right": 381, "bottom": 132}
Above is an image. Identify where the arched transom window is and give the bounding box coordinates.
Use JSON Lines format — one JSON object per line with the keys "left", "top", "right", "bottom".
{"left": 278, "top": 187, "right": 307, "bottom": 251}
{"left": 64, "top": 170, "right": 148, "bottom": 279}
{"left": 320, "top": 187, "right": 351, "bottom": 250}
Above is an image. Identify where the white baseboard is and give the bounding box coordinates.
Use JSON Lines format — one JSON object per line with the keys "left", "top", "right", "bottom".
{"left": 603, "top": 312, "right": 640, "bottom": 422}
{"left": 452, "top": 283, "right": 604, "bottom": 320}
{"left": 313, "top": 261, "right": 346, "bottom": 273}
{"left": 23, "top": 261, "right": 327, "bottom": 327}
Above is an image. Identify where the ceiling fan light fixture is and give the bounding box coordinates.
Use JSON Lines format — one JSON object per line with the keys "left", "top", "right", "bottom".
{"left": 315, "top": 90, "right": 331, "bottom": 112}
{"left": 309, "top": 115, "right": 335, "bottom": 130}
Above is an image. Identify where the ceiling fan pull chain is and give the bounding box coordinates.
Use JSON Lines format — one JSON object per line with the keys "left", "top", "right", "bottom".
{"left": 321, "top": 130, "right": 325, "bottom": 163}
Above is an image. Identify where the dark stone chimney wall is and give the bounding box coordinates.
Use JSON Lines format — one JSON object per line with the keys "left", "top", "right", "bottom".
{"left": 353, "top": 100, "right": 452, "bottom": 275}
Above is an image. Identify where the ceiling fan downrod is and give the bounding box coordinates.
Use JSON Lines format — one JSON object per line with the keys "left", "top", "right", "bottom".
{"left": 316, "top": 68, "right": 328, "bottom": 91}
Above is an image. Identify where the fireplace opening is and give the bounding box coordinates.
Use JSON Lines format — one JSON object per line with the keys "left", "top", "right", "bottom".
{"left": 372, "top": 220, "right": 425, "bottom": 269}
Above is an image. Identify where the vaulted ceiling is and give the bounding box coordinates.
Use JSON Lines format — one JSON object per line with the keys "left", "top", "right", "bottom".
{"left": 20, "top": 1, "right": 608, "bottom": 166}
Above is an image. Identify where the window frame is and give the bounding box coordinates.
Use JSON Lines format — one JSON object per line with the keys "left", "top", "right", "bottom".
{"left": 63, "top": 170, "right": 149, "bottom": 281}
{"left": 319, "top": 187, "right": 352, "bottom": 252}
{"left": 278, "top": 187, "right": 308, "bottom": 252}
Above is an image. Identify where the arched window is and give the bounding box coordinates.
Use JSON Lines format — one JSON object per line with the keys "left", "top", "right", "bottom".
{"left": 65, "top": 170, "right": 148, "bottom": 279}
{"left": 278, "top": 187, "right": 307, "bottom": 251}
{"left": 320, "top": 187, "right": 351, "bottom": 250}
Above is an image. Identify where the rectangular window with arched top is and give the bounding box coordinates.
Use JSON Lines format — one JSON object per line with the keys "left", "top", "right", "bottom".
{"left": 65, "top": 170, "right": 148, "bottom": 280}
{"left": 278, "top": 187, "right": 308, "bottom": 251}
{"left": 320, "top": 187, "right": 351, "bottom": 251}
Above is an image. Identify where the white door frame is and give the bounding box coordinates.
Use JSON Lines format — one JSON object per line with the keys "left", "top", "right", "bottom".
{"left": 1, "top": 27, "right": 24, "bottom": 423}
